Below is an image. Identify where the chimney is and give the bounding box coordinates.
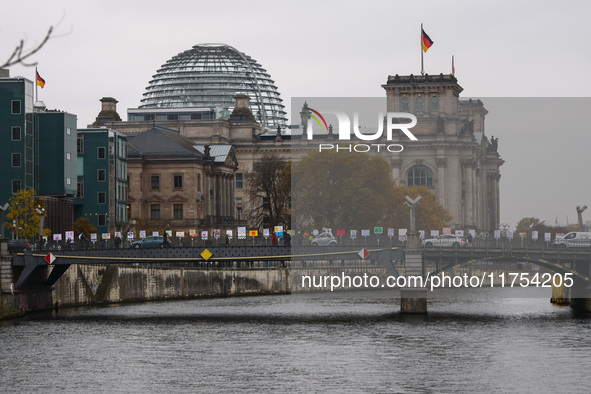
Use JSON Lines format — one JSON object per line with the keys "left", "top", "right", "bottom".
{"left": 92, "top": 97, "right": 122, "bottom": 127}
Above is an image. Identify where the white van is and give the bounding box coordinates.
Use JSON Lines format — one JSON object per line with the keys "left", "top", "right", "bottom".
{"left": 552, "top": 232, "right": 591, "bottom": 249}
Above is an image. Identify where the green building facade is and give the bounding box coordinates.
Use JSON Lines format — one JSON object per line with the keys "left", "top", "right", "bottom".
{"left": 74, "top": 128, "right": 129, "bottom": 236}
{"left": 0, "top": 75, "right": 35, "bottom": 202}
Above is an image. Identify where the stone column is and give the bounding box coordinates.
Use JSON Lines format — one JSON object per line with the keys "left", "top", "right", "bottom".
{"left": 215, "top": 174, "right": 221, "bottom": 219}
{"left": 226, "top": 175, "right": 231, "bottom": 218}
{"left": 464, "top": 160, "right": 474, "bottom": 226}
{"left": 230, "top": 175, "right": 235, "bottom": 220}
{"left": 436, "top": 158, "right": 447, "bottom": 208}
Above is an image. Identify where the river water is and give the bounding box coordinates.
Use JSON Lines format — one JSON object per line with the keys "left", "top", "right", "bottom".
{"left": 2, "top": 287, "right": 591, "bottom": 393}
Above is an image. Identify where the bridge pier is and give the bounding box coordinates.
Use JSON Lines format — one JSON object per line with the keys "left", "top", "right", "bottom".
{"left": 400, "top": 288, "right": 428, "bottom": 313}
{"left": 569, "top": 255, "right": 591, "bottom": 312}
{"left": 400, "top": 232, "right": 427, "bottom": 314}
{"left": 1, "top": 238, "right": 53, "bottom": 315}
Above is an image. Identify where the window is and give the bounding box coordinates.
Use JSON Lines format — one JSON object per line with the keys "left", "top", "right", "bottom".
{"left": 66, "top": 152, "right": 71, "bottom": 160}
{"left": 174, "top": 175, "right": 183, "bottom": 189}
{"left": 431, "top": 96, "right": 439, "bottom": 111}
{"left": 12, "top": 126, "right": 21, "bottom": 141}
{"left": 401, "top": 97, "right": 410, "bottom": 111}
{"left": 98, "top": 192, "right": 106, "bottom": 204}
{"left": 11, "top": 100, "right": 21, "bottom": 114}
{"left": 12, "top": 179, "right": 21, "bottom": 194}
{"left": 235, "top": 173, "right": 243, "bottom": 189}
{"left": 77, "top": 179, "right": 84, "bottom": 198}
{"left": 98, "top": 147, "right": 106, "bottom": 159}
{"left": 151, "top": 175, "right": 160, "bottom": 190}
{"left": 66, "top": 177, "right": 71, "bottom": 185}
{"left": 407, "top": 165, "right": 433, "bottom": 187}
{"left": 151, "top": 204, "right": 161, "bottom": 220}
{"left": 174, "top": 204, "right": 183, "bottom": 220}
{"left": 12, "top": 153, "right": 21, "bottom": 167}
{"left": 77, "top": 134, "right": 84, "bottom": 154}
{"left": 98, "top": 214, "right": 106, "bottom": 227}
{"left": 416, "top": 97, "right": 424, "bottom": 112}
{"left": 197, "top": 174, "right": 201, "bottom": 191}
{"left": 66, "top": 127, "right": 71, "bottom": 135}
{"left": 98, "top": 169, "right": 106, "bottom": 181}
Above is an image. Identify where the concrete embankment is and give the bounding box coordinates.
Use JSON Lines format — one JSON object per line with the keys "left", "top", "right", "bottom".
{"left": 1, "top": 258, "right": 289, "bottom": 315}
{"left": 52, "top": 264, "right": 289, "bottom": 307}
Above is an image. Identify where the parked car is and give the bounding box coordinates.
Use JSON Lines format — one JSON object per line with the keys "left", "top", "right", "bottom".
{"left": 422, "top": 234, "right": 466, "bottom": 247}
{"left": 311, "top": 232, "right": 338, "bottom": 246}
{"left": 552, "top": 232, "right": 591, "bottom": 249}
{"left": 130, "top": 236, "right": 171, "bottom": 249}
{"left": 8, "top": 239, "right": 32, "bottom": 253}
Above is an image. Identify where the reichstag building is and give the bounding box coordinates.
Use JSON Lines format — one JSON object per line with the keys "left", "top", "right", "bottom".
{"left": 93, "top": 43, "right": 503, "bottom": 232}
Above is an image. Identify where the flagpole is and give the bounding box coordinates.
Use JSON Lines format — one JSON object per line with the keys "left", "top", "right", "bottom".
{"left": 420, "top": 23, "right": 424, "bottom": 75}
{"left": 452, "top": 55, "right": 455, "bottom": 76}
{"left": 35, "top": 67, "right": 38, "bottom": 102}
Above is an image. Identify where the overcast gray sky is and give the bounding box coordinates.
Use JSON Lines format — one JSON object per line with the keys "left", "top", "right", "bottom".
{"left": 2, "top": 0, "right": 591, "bottom": 229}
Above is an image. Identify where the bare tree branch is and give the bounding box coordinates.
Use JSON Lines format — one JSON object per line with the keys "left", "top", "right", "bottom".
{"left": 2, "top": 26, "right": 54, "bottom": 68}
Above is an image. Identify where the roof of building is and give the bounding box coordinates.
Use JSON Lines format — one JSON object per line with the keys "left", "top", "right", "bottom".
{"left": 127, "top": 127, "right": 237, "bottom": 168}
{"left": 138, "top": 43, "right": 287, "bottom": 128}
{"left": 127, "top": 127, "right": 203, "bottom": 158}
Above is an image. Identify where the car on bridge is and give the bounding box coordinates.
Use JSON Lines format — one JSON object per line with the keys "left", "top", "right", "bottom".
{"left": 311, "top": 232, "right": 338, "bottom": 246}
{"left": 130, "top": 236, "right": 172, "bottom": 249}
{"left": 8, "top": 239, "right": 32, "bottom": 253}
{"left": 421, "top": 234, "right": 466, "bottom": 248}
{"left": 552, "top": 232, "right": 591, "bottom": 249}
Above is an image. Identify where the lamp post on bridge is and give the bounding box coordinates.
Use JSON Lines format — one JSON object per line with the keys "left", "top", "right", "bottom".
{"left": 401, "top": 195, "right": 427, "bottom": 314}
{"left": 36, "top": 207, "right": 45, "bottom": 239}
{"left": 576, "top": 205, "right": 587, "bottom": 232}
{"left": 404, "top": 195, "right": 421, "bottom": 250}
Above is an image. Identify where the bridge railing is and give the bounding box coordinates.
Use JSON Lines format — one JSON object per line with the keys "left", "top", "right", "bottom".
{"left": 24, "top": 235, "right": 590, "bottom": 252}
{"left": 30, "top": 235, "right": 408, "bottom": 251}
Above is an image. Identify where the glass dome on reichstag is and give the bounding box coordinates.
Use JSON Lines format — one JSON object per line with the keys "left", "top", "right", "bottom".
{"left": 137, "top": 43, "right": 287, "bottom": 127}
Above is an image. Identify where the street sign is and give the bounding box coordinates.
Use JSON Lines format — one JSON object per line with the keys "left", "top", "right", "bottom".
{"left": 45, "top": 252, "right": 56, "bottom": 264}
{"left": 358, "top": 248, "right": 370, "bottom": 259}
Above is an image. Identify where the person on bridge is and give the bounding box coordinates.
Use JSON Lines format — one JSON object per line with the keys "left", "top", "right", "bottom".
{"left": 272, "top": 231, "right": 278, "bottom": 246}
{"left": 79, "top": 233, "right": 86, "bottom": 250}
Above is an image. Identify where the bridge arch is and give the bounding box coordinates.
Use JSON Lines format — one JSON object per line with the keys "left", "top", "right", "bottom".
{"left": 428, "top": 255, "right": 590, "bottom": 284}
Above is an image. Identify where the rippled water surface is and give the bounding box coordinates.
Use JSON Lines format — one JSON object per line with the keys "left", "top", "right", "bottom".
{"left": 2, "top": 287, "right": 591, "bottom": 393}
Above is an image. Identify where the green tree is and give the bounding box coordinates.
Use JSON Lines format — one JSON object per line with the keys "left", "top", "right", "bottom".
{"left": 515, "top": 216, "right": 577, "bottom": 237}
{"left": 292, "top": 151, "right": 451, "bottom": 231}
{"left": 515, "top": 217, "right": 545, "bottom": 234}
{"left": 5, "top": 189, "right": 44, "bottom": 239}
{"left": 244, "top": 154, "right": 291, "bottom": 229}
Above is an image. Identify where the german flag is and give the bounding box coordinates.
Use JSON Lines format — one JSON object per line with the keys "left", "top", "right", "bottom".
{"left": 422, "top": 28, "right": 434, "bottom": 53}
{"left": 36, "top": 71, "right": 45, "bottom": 88}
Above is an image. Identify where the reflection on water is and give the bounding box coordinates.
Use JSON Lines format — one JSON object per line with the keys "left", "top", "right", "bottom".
{"left": 2, "top": 287, "right": 591, "bottom": 393}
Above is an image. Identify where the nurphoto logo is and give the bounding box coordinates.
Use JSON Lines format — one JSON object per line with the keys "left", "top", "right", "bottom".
{"left": 304, "top": 107, "right": 418, "bottom": 153}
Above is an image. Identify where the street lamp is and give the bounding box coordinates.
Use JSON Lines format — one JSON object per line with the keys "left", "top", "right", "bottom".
{"left": 576, "top": 205, "right": 587, "bottom": 231}
{"left": 404, "top": 195, "right": 421, "bottom": 249}
{"left": 36, "top": 207, "right": 45, "bottom": 238}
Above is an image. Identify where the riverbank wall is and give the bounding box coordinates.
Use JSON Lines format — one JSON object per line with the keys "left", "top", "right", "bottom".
{"left": 1, "top": 237, "right": 289, "bottom": 314}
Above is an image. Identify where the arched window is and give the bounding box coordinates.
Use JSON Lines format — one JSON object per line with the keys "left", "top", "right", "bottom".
{"left": 430, "top": 96, "right": 439, "bottom": 111}
{"left": 401, "top": 97, "right": 409, "bottom": 111}
{"left": 416, "top": 97, "right": 424, "bottom": 112}
{"left": 407, "top": 165, "right": 433, "bottom": 187}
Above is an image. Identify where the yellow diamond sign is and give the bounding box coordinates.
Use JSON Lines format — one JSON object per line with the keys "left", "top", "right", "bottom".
{"left": 201, "top": 248, "right": 213, "bottom": 260}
